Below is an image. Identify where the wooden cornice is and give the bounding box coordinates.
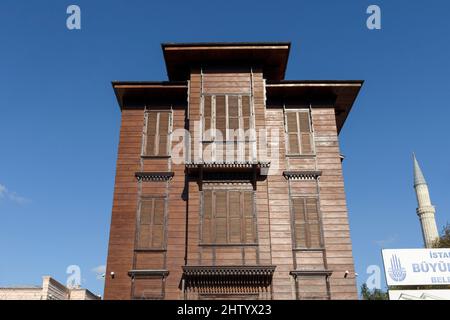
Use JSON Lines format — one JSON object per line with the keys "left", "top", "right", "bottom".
{"left": 181, "top": 265, "right": 276, "bottom": 292}
{"left": 182, "top": 265, "right": 276, "bottom": 276}
{"left": 186, "top": 161, "right": 270, "bottom": 190}
{"left": 186, "top": 161, "right": 270, "bottom": 169}
{"left": 282, "top": 170, "right": 322, "bottom": 180}
{"left": 135, "top": 171, "right": 174, "bottom": 182}
{"left": 289, "top": 270, "right": 333, "bottom": 279}
{"left": 128, "top": 269, "right": 170, "bottom": 278}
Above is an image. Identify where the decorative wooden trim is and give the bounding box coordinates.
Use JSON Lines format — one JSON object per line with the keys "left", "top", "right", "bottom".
{"left": 135, "top": 172, "right": 174, "bottom": 182}
{"left": 181, "top": 265, "right": 276, "bottom": 293}
{"left": 186, "top": 161, "right": 270, "bottom": 169}
{"left": 183, "top": 265, "right": 276, "bottom": 274}
{"left": 128, "top": 269, "right": 170, "bottom": 278}
{"left": 187, "top": 162, "right": 270, "bottom": 190}
{"left": 289, "top": 270, "right": 333, "bottom": 279}
{"left": 283, "top": 170, "right": 322, "bottom": 180}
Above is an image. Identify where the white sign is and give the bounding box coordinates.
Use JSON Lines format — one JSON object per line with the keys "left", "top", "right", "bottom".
{"left": 389, "top": 289, "right": 450, "bottom": 300}
{"left": 382, "top": 249, "right": 450, "bottom": 286}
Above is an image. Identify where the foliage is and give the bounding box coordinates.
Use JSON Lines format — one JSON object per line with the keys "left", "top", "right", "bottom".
{"left": 433, "top": 223, "right": 450, "bottom": 248}
{"left": 360, "top": 283, "right": 388, "bottom": 300}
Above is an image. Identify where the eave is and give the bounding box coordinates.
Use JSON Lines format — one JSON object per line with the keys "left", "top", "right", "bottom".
{"left": 162, "top": 42, "right": 291, "bottom": 81}
{"left": 112, "top": 81, "right": 188, "bottom": 111}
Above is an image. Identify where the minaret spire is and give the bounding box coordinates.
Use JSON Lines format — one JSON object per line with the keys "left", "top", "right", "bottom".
{"left": 413, "top": 153, "right": 427, "bottom": 186}
{"left": 413, "top": 153, "right": 439, "bottom": 248}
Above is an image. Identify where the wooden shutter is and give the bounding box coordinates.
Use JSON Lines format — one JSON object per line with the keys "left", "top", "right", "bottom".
{"left": 286, "top": 111, "right": 313, "bottom": 155}
{"left": 299, "top": 111, "right": 310, "bottom": 131}
{"left": 203, "top": 188, "right": 256, "bottom": 244}
{"left": 228, "top": 96, "right": 239, "bottom": 131}
{"left": 145, "top": 113, "right": 157, "bottom": 155}
{"left": 229, "top": 191, "right": 241, "bottom": 243}
{"left": 214, "top": 190, "right": 227, "bottom": 243}
{"left": 203, "top": 96, "right": 212, "bottom": 140}
{"left": 145, "top": 111, "right": 171, "bottom": 156}
{"left": 202, "top": 190, "right": 213, "bottom": 243}
{"left": 158, "top": 112, "right": 170, "bottom": 156}
{"left": 138, "top": 200, "right": 153, "bottom": 248}
{"left": 286, "top": 112, "right": 300, "bottom": 154}
{"left": 215, "top": 96, "right": 226, "bottom": 140}
{"left": 243, "top": 191, "right": 255, "bottom": 243}
{"left": 292, "top": 198, "right": 307, "bottom": 248}
{"left": 292, "top": 197, "right": 322, "bottom": 248}
{"left": 242, "top": 96, "right": 251, "bottom": 131}
{"left": 152, "top": 199, "right": 165, "bottom": 248}
{"left": 203, "top": 95, "right": 254, "bottom": 160}
{"left": 137, "top": 198, "right": 166, "bottom": 249}
{"left": 299, "top": 111, "right": 313, "bottom": 154}
{"left": 242, "top": 96, "right": 252, "bottom": 161}
{"left": 306, "top": 198, "right": 321, "bottom": 247}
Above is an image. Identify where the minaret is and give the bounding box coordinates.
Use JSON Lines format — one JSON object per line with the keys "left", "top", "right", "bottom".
{"left": 413, "top": 153, "right": 439, "bottom": 248}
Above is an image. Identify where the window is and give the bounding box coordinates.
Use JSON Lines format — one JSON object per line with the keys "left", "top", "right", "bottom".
{"left": 291, "top": 197, "right": 322, "bottom": 248}
{"left": 202, "top": 95, "right": 254, "bottom": 162}
{"left": 144, "top": 111, "right": 171, "bottom": 156}
{"left": 202, "top": 95, "right": 253, "bottom": 141}
{"left": 285, "top": 110, "right": 313, "bottom": 155}
{"left": 136, "top": 198, "right": 166, "bottom": 249}
{"left": 202, "top": 188, "right": 256, "bottom": 244}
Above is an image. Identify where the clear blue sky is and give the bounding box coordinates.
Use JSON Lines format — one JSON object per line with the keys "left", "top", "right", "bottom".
{"left": 0, "top": 0, "right": 449, "bottom": 297}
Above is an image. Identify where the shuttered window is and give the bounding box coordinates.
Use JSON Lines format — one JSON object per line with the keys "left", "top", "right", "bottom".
{"left": 144, "top": 111, "right": 171, "bottom": 156}
{"left": 285, "top": 110, "right": 313, "bottom": 155}
{"left": 291, "top": 197, "right": 322, "bottom": 248}
{"left": 202, "top": 95, "right": 253, "bottom": 141}
{"left": 202, "top": 189, "right": 256, "bottom": 244}
{"left": 202, "top": 95, "right": 254, "bottom": 161}
{"left": 137, "top": 198, "right": 166, "bottom": 249}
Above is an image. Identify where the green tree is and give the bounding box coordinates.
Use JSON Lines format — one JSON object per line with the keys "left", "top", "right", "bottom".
{"left": 360, "top": 283, "right": 388, "bottom": 300}
{"left": 433, "top": 223, "right": 450, "bottom": 248}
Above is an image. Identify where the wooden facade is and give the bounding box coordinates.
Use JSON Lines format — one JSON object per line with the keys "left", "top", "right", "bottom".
{"left": 104, "top": 43, "right": 363, "bottom": 300}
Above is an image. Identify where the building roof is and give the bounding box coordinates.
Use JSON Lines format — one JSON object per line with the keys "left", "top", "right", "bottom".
{"left": 413, "top": 153, "right": 427, "bottom": 186}
{"left": 161, "top": 42, "right": 291, "bottom": 81}
{"left": 111, "top": 80, "right": 363, "bottom": 133}
{"left": 112, "top": 43, "right": 363, "bottom": 133}
{"left": 112, "top": 81, "right": 188, "bottom": 110}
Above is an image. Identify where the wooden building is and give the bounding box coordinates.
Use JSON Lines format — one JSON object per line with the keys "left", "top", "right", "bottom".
{"left": 104, "top": 42, "right": 363, "bottom": 300}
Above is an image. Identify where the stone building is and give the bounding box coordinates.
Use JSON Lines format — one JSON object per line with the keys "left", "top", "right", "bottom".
{"left": 0, "top": 276, "right": 100, "bottom": 300}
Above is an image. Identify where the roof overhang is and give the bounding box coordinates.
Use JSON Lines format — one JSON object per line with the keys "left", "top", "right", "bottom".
{"left": 112, "top": 81, "right": 188, "bottom": 110}
{"left": 266, "top": 80, "right": 364, "bottom": 133}
{"left": 162, "top": 42, "right": 291, "bottom": 81}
